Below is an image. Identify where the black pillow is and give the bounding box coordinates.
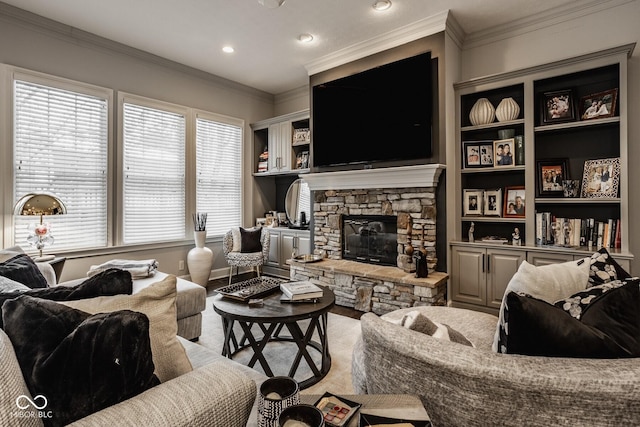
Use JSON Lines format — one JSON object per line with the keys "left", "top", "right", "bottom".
{"left": 2, "top": 295, "right": 159, "bottom": 427}
{"left": 505, "top": 278, "right": 640, "bottom": 358}
{"left": 0, "top": 268, "right": 133, "bottom": 329}
{"left": 240, "top": 227, "right": 263, "bottom": 253}
{"left": 587, "top": 247, "right": 631, "bottom": 287}
{"left": 0, "top": 253, "right": 48, "bottom": 289}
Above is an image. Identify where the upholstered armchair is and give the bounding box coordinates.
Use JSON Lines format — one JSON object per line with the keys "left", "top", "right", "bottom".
{"left": 222, "top": 227, "right": 270, "bottom": 285}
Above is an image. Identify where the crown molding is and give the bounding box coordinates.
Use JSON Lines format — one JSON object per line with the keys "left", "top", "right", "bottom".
{"left": 305, "top": 10, "right": 451, "bottom": 76}
{"left": 303, "top": 164, "right": 446, "bottom": 191}
{"left": 463, "top": 0, "right": 634, "bottom": 50}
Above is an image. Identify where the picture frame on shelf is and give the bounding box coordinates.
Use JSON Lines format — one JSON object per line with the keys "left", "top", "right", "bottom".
{"left": 463, "top": 189, "right": 483, "bottom": 216}
{"left": 579, "top": 88, "right": 618, "bottom": 120}
{"left": 296, "top": 150, "right": 309, "bottom": 169}
{"left": 293, "top": 128, "right": 310, "bottom": 143}
{"left": 493, "top": 138, "right": 515, "bottom": 167}
{"left": 541, "top": 89, "right": 575, "bottom": 124}
{"left": 462, "top": 141, "right": 494, "bottom": 168}
{"left": 483, "top": 189, "right": 502, "bottom": 216}
{"left": 503, "top": 186, "right": 526, "bottom": 218}
{"left": 580, "top": 157, "right": 621, "bottom": 199}
{"left": 256, "top": 217, "right": 267, "bottom": 227}
{"left": 536, "top": 158, "right": 568, "bottom": 197}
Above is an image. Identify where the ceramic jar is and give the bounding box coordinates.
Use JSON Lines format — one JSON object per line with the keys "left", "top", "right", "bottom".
{"left": 495, "top": 97, "right": 520, "bottom": 122}
{"left": 187, "top": 230, "right": 213, "bottom": 286}
{"left": 469, "top": 98, "right": 495, "bottom": 126}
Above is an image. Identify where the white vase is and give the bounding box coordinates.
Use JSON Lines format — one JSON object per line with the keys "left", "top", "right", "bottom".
{"left": 187, "top": 230, "right": 213, "bottom": 287}
{"left": 495, "top": 97, "right": 520, "bottom": 122}
{"left": 469, "top": 98, "right": 495, "bottom": 126}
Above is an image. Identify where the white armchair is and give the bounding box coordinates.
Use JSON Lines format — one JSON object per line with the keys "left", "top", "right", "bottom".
{"left": 222, "top": 228, "right": 270, "bottom": 285}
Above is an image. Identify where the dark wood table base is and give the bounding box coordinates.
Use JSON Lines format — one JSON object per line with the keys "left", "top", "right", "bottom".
{"left": 213, "top": 284, "right": 335, "bottom": 389}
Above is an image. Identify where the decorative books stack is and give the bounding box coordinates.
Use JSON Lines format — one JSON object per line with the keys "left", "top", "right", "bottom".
{"left": 257, "top": 150, "right": 269, "bottom": 173}
{"left": 280, "top": 280, "right": 323, "bottom": 302}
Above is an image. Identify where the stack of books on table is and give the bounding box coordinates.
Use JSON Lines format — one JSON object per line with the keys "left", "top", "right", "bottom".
{"left": 280, "top": 280, "right": 323, "bottom": 302}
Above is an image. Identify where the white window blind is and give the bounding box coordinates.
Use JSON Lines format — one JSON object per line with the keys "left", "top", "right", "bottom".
{"left": 13, "top": 79, "right": 109, "bottom": 251}
{"left": 195, "top": 115, "right": 242, "bottom": 236}
{"left": 122, "top": 102, "right": 186, "bottom": 244}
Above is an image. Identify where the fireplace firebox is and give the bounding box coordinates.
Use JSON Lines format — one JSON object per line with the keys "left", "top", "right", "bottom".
{"left": 341, "top": 215, "right": 397, "bottom": 266}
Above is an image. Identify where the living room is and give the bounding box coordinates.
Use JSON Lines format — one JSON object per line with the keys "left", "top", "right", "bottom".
{"left": 1, "top": 0, "right": 640, "bottom": 426}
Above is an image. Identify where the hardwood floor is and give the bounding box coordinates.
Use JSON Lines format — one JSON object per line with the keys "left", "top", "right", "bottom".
{"left": 205, "top": 272, "right": 364, "bottom": 320}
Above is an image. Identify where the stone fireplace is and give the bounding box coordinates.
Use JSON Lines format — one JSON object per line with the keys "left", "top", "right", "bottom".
{"left": 290, "top": 164, "right": 449, "bottom": 314}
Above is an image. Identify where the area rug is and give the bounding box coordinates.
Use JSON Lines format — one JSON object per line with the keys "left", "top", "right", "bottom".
{"left": 197, "top": 294, "right": 360, "bottom": 395}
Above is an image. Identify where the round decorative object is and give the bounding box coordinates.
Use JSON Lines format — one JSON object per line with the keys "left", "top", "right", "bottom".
{"left": 469, "top": 98, "right": 495, "bottom": 126}
{"left": 187, "top": 230, "right": 213, "bottom": 286}
{"left": 495, "top": 97, "right": 520, "bottom": 122}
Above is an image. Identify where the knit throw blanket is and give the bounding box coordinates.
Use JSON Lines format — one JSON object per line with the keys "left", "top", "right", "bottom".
{"left": 87, "top": 259, "right": 159, "bottom": 279}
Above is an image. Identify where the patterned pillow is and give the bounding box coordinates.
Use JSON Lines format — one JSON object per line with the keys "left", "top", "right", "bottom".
{"left": 555, "top": 280, "right": 626, "bottom": 319}
{"left": 504, "top": 278, "right": 640, "bottom": 358}
{"left": 587, "top": 247, "right": 631, "bottom": 287}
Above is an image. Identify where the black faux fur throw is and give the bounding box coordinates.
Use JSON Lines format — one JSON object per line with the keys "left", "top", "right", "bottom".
{"left": 0, "top": 268, "right": 133, "bottom": 328}
{"left": 2, "top": 295, "right": 159, "bottom": 427}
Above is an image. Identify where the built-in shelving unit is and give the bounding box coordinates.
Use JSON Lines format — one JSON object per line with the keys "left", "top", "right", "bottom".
{"left": 448, "top": 43, "right": 635, "bottom": 314}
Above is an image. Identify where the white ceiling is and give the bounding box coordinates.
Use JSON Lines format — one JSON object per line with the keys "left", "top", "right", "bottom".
{"left": 4, "top": 0, "right": 580, "bottom": 95}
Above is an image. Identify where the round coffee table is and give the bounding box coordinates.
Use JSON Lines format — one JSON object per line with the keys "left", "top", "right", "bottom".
{"left": 212, "top": 285, "right": 335, "bottom": 389}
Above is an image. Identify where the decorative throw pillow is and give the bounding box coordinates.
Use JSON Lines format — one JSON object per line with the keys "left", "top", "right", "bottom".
{"left": 231, "top": 227, "right": 242, "bottom": 252}
{"left": 504, "top": 278, "right": 640, "bottom": 358}
{"left": 493, "top": 258, "right": 590, "bottom": 353}
{"left": 0, "top": 253, "right": 49, "bottom": 289}
{"left": 240, "top": 227, "right": 263, "bottom": 253}
{"left": 389, "top": 310, "right": 473, "bottom": 347}
{"left": 2, "top": 295, "right": 159, "bottom": 427}
{"left": 0, "top": 268, "right": 133, "bottom": 329}
{"left": 555, "top": 279, "right": 626, "bottom": 319}
{"left": 587, "top": 247, "right": 631, "bottom": 287}
{"left": 60, "top": 274, "right": 192, "bottom": 382}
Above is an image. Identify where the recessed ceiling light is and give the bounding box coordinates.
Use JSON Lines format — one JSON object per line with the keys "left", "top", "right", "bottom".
{"left": 222, "top": 46, "right": 235, "bottom": 53}
{"left": 372, "top": 0, "right": 392, "bottom": 11}
{"left": 297, "top": 33, "right": 314, "bottom": 43}
{"left": 258, "top": 0, "right": 285, "bottom": 8}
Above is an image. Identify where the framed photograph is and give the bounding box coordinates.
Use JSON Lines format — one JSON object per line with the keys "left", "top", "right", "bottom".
{"left": 463, "top": 141, "right": 494, "bottom": 168}
{"left": 255, "top": 217, "right": 267, "bottom": 227}
{"left": 493, "top": 138, "right": 515, "bottom": 167}
{"left": 503, "top": 186, "right": 526, "bottom": 218}
{"left": 483, "top": 189, "right": 502, "bottom": 217}
{"left": 581, "top": 157, "right": 621, "bottom": 199}
{"left": 580, "top": 88, "right": 618, "bottom": 120}
{"left": 296, "top": 150, "right": 309, "bottom": 169}
{"left": 541, "top": 89, "right": 575, "bottom": 124}
{"left": 536, "top": 159, "right": 568, "bottom": 197}
{"left": 463, "top": 189, "right": 483, "bottom": 216}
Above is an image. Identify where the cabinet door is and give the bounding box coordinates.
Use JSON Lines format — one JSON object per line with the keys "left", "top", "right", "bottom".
{"left": 278, "top": 122, "right": 292, "bottom": 171}
{"left": 266, "top": 232, "right": 280, "bottom": 267}
{"left": 297, "top": 233, "right": 311, "bottom": 255}
{"left": 451, "top": 246, "right": 486, "bottom": 306}
{"left": 487, "top": 249, "right": 525, "bottom": 309}
{"left": 527, "top": 252, "right": 573, "bottom": 267}
{"left": 267, "top": 123, "right": 280, "bottom": 171}
{"left": 267, "top": 122, "right": 292, "bottom": 172}
{"left": 281, "top": 233, "right": 296, "bottom": 266}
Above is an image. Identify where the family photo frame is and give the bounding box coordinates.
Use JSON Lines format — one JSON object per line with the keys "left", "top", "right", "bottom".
{"left": 536, "top": 158, "right": 568, "bottom": 197}
{"left": 484, "top": 189, "right": 502, "bottom": 217}
{"left": 493, "top": 138, "right": 515, "bottom": 167}
{"left": 462, "top": 141, "right": 494, "bottom": 168}
{"left": 463, "top": 189, "right": 483, "bottom": 216}
{"left": 579, "top": 88, "right": 617, "bottom": 120}
{"left": 541, "top": 89, "right": 575, "bottom": 125}
{"left": 503, "top": 186, "right": 526, "bottom": 218}
{"left": 581, "top": 157, "right": 621, "bottom": 199}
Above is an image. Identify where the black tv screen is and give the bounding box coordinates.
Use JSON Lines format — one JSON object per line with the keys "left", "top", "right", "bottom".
{"left": 312, "top": 51, "right": 432, "bottom": 168}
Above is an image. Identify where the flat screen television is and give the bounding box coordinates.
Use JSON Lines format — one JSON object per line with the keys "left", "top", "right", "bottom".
{"left": 312, "top": 51, "right": 433, "bottom": 168}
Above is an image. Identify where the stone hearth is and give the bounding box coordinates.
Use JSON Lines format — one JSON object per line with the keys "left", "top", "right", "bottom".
{"left": 291, "top": 164, "right": 447, "bottom": 314}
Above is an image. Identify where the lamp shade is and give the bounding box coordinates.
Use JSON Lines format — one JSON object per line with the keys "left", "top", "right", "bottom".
{"left": 14, "top": 193, "right": 67, "bottom": 217}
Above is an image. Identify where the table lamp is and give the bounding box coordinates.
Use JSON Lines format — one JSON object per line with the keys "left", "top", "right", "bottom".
{"left": 14, "top": 193, "right": 67, "bottom": 261}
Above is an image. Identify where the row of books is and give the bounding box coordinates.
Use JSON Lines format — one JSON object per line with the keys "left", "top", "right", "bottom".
{"left": 535, "top": 212, "right": 621, "bottom": 248}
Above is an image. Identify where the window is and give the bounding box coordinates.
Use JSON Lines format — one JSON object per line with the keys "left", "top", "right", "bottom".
{"left": 121, "top": 99, "right": 186, "bottom": 244}
{"left": 13, "top": 75, "right": 110, "bottom": 252}
{"left": 195, "top": 113, "right": 243, "bottom": 236}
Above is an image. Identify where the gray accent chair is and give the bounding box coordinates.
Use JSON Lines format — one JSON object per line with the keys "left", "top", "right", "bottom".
{"left": 222, "top": 228, "right": 270, "bottom": 285}
{"left": 352, "top": 305, "right": 640, "bottom": 426}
